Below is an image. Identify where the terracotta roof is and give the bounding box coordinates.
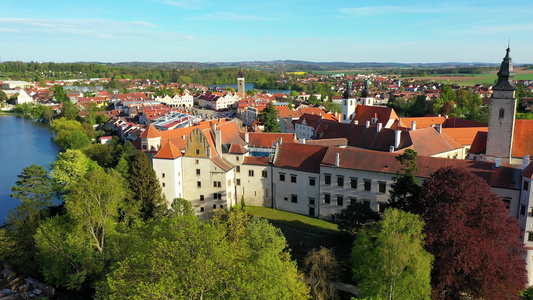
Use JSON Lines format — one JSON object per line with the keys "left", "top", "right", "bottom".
{"left": 211, "top": 155, "right": 233, "bottom": 172}
{"left": 469, "top": 131, "right": 488, "bottom": 154}
{"left": 399, "top": 116, "right": 446, "bottom": 129}
{"left": 523, "top": 161, "right": 533, "bottom": 179}
{"left": 229, "top": 144, "right": 248, "bottom": 154}
{"left": 217, "top": 122, "right": 246, "bottom": 146}
{"left": 273, "top": 143, "right": 328, "bottom": 173}
{"left": 154, "top": 142, "right": 183, "bottom": 159}
{"left": 244, "top": 156, "right": 270, "bottom": 166}
{"left": 305, "top": 138, "right": 348, "bottom": 147}
{"left": 350, "top": 105, "right": 399, "bottom": 127}
{"left": 409, "top": 128, "right": 463, "bottom": 156}
{"left": 248, "top": 133, "right": 296, "bottom": 148}
{"left": 442, "top": 127, "right": 488, "bottom": 146}
{"left": 512, "top": 120, "right": 533, "bottom": 158}
{"left": 442, "top": 117, "right": 487, "bottom": 128}
{"left": 294, "top": 113, "right": 323, "bottom": 128}
{"left": 321, "top": 147, "right": 520, "bottom": 189}
{"left": 140, "top": 124, "right": 161, "bottom": 139}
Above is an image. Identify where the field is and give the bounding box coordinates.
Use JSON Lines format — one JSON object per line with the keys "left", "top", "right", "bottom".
{"left": 398, "top": 67, "right": 533, "bottom": 86}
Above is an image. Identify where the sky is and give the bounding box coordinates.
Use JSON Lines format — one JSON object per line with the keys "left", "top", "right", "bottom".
{"left": 1, "top": 0, "right": 532, "bottom": 64}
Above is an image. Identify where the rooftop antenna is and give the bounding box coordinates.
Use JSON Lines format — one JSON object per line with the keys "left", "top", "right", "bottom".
{"left": 508, "top": 39, "right": 510, "bottom": 49}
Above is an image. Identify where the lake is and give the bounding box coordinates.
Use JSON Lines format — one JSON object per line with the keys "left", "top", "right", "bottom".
{"left": 0, "top": 115, "right": 60, "bottom": 224}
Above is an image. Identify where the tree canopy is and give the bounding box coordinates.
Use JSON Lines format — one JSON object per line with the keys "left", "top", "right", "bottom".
{"left": 352, "top": 208, "right": 433, "bottom": 300}
{"left": 257, "top": 102, "right": 280, "bottom": 132}
{"left": 420, "top": 166, "right": 526, "bottom": 300}
{"left": 388, "top": 149, "right": 422, "bottom": 214}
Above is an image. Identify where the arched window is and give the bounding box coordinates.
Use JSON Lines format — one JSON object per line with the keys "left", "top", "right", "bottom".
{"left": 499, "top": 108, "right": 505, "bottom": 119}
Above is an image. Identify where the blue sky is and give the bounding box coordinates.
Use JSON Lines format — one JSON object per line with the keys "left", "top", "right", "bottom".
{"left": 1, "top": 0, "right": 532, "bottom": 63}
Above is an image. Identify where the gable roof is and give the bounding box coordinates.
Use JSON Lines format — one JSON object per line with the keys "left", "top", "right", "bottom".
{"left": 512, "top": 120, "right": 533, "bottom": 158}
{"left": 273, "top": 143, "right": 328, "bottom": 173}
{"left": 229, "top": 144, "right": 248, "bottom": 154}
{"left": 140, "top": 124, "right": 161, "bottom": 139}
{"left": 408, "top": 128, "right": 463, "bottom": 156}
{"left": 321, "top": 147, "right": 520, "bottom": 189}
{"left": 468, "top": 131, "right": 488, "bottom": 154}
{"left": 442, "top": 127, "right": 488, "bottom": 146}
{"left": 211, "top": 155, "right": 233, "bottom": 172}
{"left": 399, "top": 116, "right": 446, "bottom": 129}
{"left": 248, "top": 132, "right": 296, "bottom": 148}
{"left": 351, "top": 105, "right": 399, "bottom": 127}
{"left": 244, "top": 156, "right": 270, "bottom": 166}
{"left": 154, "top": 141, "right": 182, "bottom": 159}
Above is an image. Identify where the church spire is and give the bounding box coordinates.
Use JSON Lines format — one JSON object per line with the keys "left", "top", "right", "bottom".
{"left": 494, "top": 47, "right": 517, "bottom": 91}
{"left": 238, "top": 67, "right": 244, "bottom": 78}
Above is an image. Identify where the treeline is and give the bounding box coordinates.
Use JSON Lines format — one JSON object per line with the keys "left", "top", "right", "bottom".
{"left": 0, "top": 61, "right": 275, "bottom": 86}
{"left": 384, "top": 66, "right": 498, "bottom": 77}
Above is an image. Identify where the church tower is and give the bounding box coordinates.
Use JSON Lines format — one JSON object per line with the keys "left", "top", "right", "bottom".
{"left": 360, "top": 80, "right": 374, "bottom": 106}
{"left": 237, "top": 67, "right": 245, "bottom": 99}
{"left": 341, "top": 81, "right": 357, "bottom": 123}
{"left": 485, "top": 47, "right": 517, "bottom": 164}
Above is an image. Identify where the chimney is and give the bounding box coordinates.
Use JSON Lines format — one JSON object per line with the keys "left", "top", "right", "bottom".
{"left": 523, "top": 155, "right": 531, "bottom": 170}
{"left": 377, "top": 123, "right": 382, "bottom": 132}
{"left": 366, "top": 121, "right": 370, "bottom": 128}
{"left": 335, "top": 153, "right": 340, "bottom": 167}
{"left": 182, "top": 135, "right": 186, "bottom": 140}
{"left": 245, "top": 132, "right": 249, "bottom": 144}
{"left": 395, "top": 130, "right": 401, "bottom": 149}
{"left": 279, "top": 137, "right": 283, "bottom": 145}
{"left": 354, "top": 120, "right": 358, "bottom": 125}
{"left": 435, "top": 123, "right": 442, "bottom": 134}
{"left": 389, "top": 146, "right": 395, "bottom": 153}
{"left": 302, "top": 138, "right": 306, "bottom": 144}
{"left": 215, "top": 128, "right": 222, "bottom": 155}
{"left": 411, "top": 121, "right": 416, "bottom": 131}
{"left": 495, "top": 157, "right": 501, "bottom": 168}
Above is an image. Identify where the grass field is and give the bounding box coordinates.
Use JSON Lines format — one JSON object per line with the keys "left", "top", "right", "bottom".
{"left": 397, "top": 67, "right": 533, "bottom": 86}
{"left": 246, "top": 206, "right": 339, "bottom": 232}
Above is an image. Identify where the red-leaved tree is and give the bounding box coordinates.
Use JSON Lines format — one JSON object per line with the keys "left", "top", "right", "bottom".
{"left": 420, "top": 166, "right": 526, "bottom": 300}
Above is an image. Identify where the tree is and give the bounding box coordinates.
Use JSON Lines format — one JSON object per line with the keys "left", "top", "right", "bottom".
{"left": 420, "top": 167, "right": 526, "bottom": 300}
{"left": 53, "top": 85, "right": 68, "bottom": 103}
{"left": 257, "top": 102, "right": 279, "bottom": 132}
{"left": 0, "top": 90, "right": 7, "bottom": 101}
{"left": 352, "top": 208, "right": 433, "bottom": 300}
{"left": 167, "top": 198, "right": 195, "bottom": 218}
{"left": 129, "top": 151, "right": 167, "bottom": 220}
{"left": 388, "top": 149, "right": 422, "bottom": 213}
{"left": 51, "top": 149, "right": 101, "bottom": 192}
{"left": 97, "top": 213, "right": 309, "bottom": 299}
{"left": 334, "top": 202, "right": 380, "bottom": 235}
{"left": 65, "top": 130, "right": 91, "bottom": 149}
{"left": 305, "top": 247, "right": 340, "bottom": 300}
{"left": 3, "top": 165, "right": 55, "bottom": 274}
{"left": 61, "top": 100, "right": 78, "bottom": 120}
{"left": 42, "top": 105, "right": 55, "bottom": 123}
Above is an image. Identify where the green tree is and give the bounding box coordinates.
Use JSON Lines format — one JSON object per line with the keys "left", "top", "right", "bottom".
{"left": 51, "top": 149, "right": 101, "bottom": 191}
{"left": 167, "top": 198, "right": 195, "bottom": 218}
{"left": 65, "top": 130, "right": 91, "bottom": 150}
{"left": 305, "top": 247, "right": 340, "bottom": 300}
{"left": 257, "top": 102, "right": 280, "bottom": 132}
{"left": 53, "top": 85, "right": 68, "bottom": 103}
{"left": 0, "top": 90, "right": 7, "bottom": 101}
{"left": 334, "top": 202, "right": 380, "bottom": 235}
{"left": 3, "top": 165, "right": 55, "bottom": 274}
{"left": 42, "top": 105, "right": 55, "bottom": 123}
{"left": 61, "top": 100, "right": 78, "bottom": 120}
{"left": 388, "top": 149, "right": 422, "bottom": 214}
{"left": 97, "top": 211, "right": 309, "bottom": 299}
{"left": 352, "top": 208, "right": 433, "bottom": 300}
{"left": 129, "top": 151, "right": 167, "bottom": 220}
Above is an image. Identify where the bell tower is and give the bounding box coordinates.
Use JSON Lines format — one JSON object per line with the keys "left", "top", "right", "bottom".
{"left": 237, "top": 67, "right": 245, "bottom": 99}
{"left": 341, "top": 81, "right": 357, "bottom": 123}
{"left": 485, "top": 47, "right": 517, "bottom": 164}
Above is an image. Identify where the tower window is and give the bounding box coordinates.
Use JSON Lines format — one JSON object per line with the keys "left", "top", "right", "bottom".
{"left": 499, "top": 108, "right": 505, "bottom": 119}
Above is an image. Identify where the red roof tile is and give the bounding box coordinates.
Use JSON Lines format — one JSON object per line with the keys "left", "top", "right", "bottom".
{"left": 229, "top": 144, "right": 248, "bottom": 154}
{"left": 523, "top": 161, "right": 533, "bottom": 179}
{"left": 244, "top": 156, "right": 270, "bottom": 166}
{"left": 248, "top": 133, "right": 296, "bottom": 148}
{"left": 273, "top": 143, "right": 328, "bottom": 173}
{"left": 442, "top": 127, "right": 488, "bottom": 146}
{"left": 154, "top": 142, "right": 183, "bottom": 159}
{"left": 140, "top": 124, "right": 161, "bottom": 139}
{"left": 350, "top": 105, "right": 399, "bottom": 127}
{"left": 512, "top": 120, "right": 533, "bottom": 158}
{"left": 409, "top": 128, "right": 463, "bottom": 156}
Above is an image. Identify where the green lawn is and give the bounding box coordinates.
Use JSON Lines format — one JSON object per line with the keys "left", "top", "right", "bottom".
{"left": 246, "top": 206, "right": 339, "bottom": 232}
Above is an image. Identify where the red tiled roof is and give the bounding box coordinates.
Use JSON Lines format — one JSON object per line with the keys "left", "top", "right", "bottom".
{"left": 154, "top": 141, "right": 182, "bottom": 159}
{"left": 442, "top": 127, "right": 488, "bottom": 146}
{"left": 321, "top": 147, "right": 519, "bottom": 189}
{"left": 273, "top": 143, "right": 328, "bottom": 173}
{"left": 294, "top": 113, "right": 322, "bottom": 128}
{"left": 523, "top": 161, "right": 533, "bottom": 179}
{"left": 399, "top": 116, "right": 446, "bottom": 129}
{"left": 244, "top": 156, "right": 270, "bottom": 166}
{"left": 229, "top": 144, "right": 248, "bottom": 154}
{"left": 409, "top": 128, "right": 463, "bottom": 156}
{"left": 350, "top": 105, "right": 399, "bottom": 127}
{"left": 211, "top": 155, "right": 233, "bottom": 172}
{"left": 305, "top": 138, "right": 348, "bottom": 147}
{"left": 248, "top": 133, "right": 296, "bottom": 148}
{"left": 140, "top": 124, "right": 161, "bottom": 139}
{"left": 469, "top": 131, "right": 488, "bottom": 154}
{"left": 512, "top": 120, "right": 533, "bottom": 158}
{"left": 442, "top": 117, "right": 487, "bottom": 128}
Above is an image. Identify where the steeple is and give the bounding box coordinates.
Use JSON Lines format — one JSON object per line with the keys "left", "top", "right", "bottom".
{"left": 238, "top": 67, "right": 244, "bottom": 79}
{"left": 237, "top": 67, "right": 245, "bottom": 99}
{"left": 361, "top": 80, "right": 372, "bottom": 98}
{"left": 493, "top": 47, "right": 517, "bottom": 91}
{"left": 343, "top": 80, "right": 355, "bottom": 98}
